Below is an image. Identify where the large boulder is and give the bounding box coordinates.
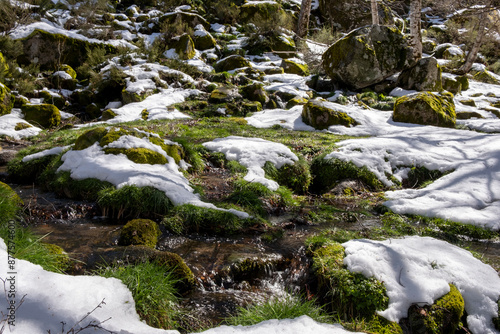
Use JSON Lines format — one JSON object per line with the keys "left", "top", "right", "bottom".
{"left": 239, "top": 1, "right": 282, "bottom": 23}
{"left": 0, "top": 82, "right": 14, "bottom": 116}
{"left": 214, "top": 55, "right": 252, "bottom": 72}
{"left": 397, "top": 57, "right": 442, "bottom": 92}
{"left": 193, "top": 25, "right": 217, "bottom": 50}
{"left": 21, "top": 103, "right": 61, "bottom": 128}
{"left": 302, "top": 99, "right": 358, "bottom": 130}
{"left": 240, "top": 82, "right": 269, "bottom": 104}
{"left": 322, "top": 25, "right": 415, "bottom": 90}
{"left": 167, "top": 34, "right": 196, "bottom": 60}
{"left": 393, "top": 92, "right": 456, "bottom": 128}
{"left": 319, "top": 0, "right": 394, "bottom": 32}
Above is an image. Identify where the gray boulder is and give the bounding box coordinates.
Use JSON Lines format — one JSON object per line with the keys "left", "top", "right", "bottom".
{"left": 397, "top": 57, "right": 442, "bottom": 92}
{"left": 322, "top": 25, "right": 415, "bottom": 90}
{"left": 393, "top": 92, "right": 456, "bottom": 128}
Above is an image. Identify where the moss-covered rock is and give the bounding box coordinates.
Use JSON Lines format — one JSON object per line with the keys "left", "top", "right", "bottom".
{"left": 38, "top": 90, "right": 67, "bottom": 110}
{"left": 263, "top": 159, "right": 312, "bottom": 194}
{"left": 302, "top": 99, "right": 358, "bottom": 130}
{"left": 170, "top": 33, "right": 196, "bottom": 60}
{"left": 209, "top": 86, "right": 242, "bottom": 103}
{"left": 158, "top": 11, "right": 210, "bottom": 31}
{"left": 239, "top": 82, "right": 269, "bottom": 104}
{"left": 121, "top": 88, "right": 154, "bottom": 105}
{"left": 74, "top": 127, "right": 108, "bottom": 150}
{"left": 21, "top": 103, "right": 61, "bottom": 128}
{"left": 397, "top": 57, "right": 442, "bottom": 92}
{"left": 456, "top": 75, "right": 469, "bottom": 91}
{"left": 271, "top": 34, "right": 296, "bottom": 57}
{"left": 59, "top": 64, "right": 77, "bottom": 79}
{"left": 119, "top": 219, "right": 161, "bottom": 248}
{"left": 281, "top": 59, "right": 309, "bottom": 76}
{"left": 101, "top": 109, "right": 117, "bottom": 121}
{"left": 456, "top": 111, "right": 483, "bottom": 119}
{"left": 14, "top": 122, "right": 32, "bottom": 131}
{"left": 322, "top": 25, "right": 414, "bottom": 90}
{"left": 0, "top": 181, "right": 23, "bottom": 207}
{"left": 151, "top": 251, "right": 197, "bottom": 293}
{"left": 458, "top": 99, "right": 476, "bottom": 107}
{"left": 473, "top": 70, "right": 500, "bottom": 85}
{"left": 214, "top": 55, "right": 252, "bottom": 72}
{"left": 0, "top": 51, "right": 9, "bottom": 79}
{"left": 319, "top": 0, "right": 394, "bottom": 32}
{"left": 104, "top": 147, "right": 168, "bottom": 165}
{"left": 406, "top": 284, "right": 464, "bottom": 334}
{"left": 239, "top": 1, "right": 282, "bottom": 23}
{"left": 42, "top": 243, "right": 70, "bottom": 271}
{"left": 0, "top": 82, "right": 14, "bottom": 116}
{"left": 310, "top": 154, "right": 383, "bottom": 193}
{"left": 442, "top": 77, "right": 461, "bottom": 95}
{"left": 193, "top": 25, "right": 217, "bottom": 50}
{"left": 393, "top": 92, "right": 456, "bottom": 128}
{"left": 18, "top": 29, "right": 116, "bottom": 70}
{"left": 286, "top": 96, "right": 308, "bottom": 109}
{"left": 422, "top": 39, "right": 437, "bottom": 54}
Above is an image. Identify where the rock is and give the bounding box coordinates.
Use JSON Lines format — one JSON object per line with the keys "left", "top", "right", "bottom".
{"left": 193, "top": 25, "right": 217, "bottom": 50}
{"left": 280, "top": 59, "right": 309, "bottom": 76}
{"left": 239, "top": 82, "right": 269, "bottom": 104}
{"left": 101, "top": 109, "right": 117, "bottom": 121}
{"left": 239, "top": 1, "right": 282, "bottom": 23}
{"left": 319, "top": 0, "right": 394, "bottom": 32}
{"left": 121, "top": 88, "right": 154, "bottom": 104}
{"left": 0, "top": 51, "right": 9, "bottom": 79}
{"left": 422, "top": 39, "right": 437, "bottom": 54}
{"left": 458, "top": 99, "right": 476, "bottom": 107}
{"left": 209, "top": 86, "right": 242, "bottom": 103}
{"left": 119, "top": 219, "right": 161, "bottom": 248}
{"left": 456, "top": 75, "right": 469, "bottom": 91}
{"left": 85, "top": 103, "right": 102, "bottom": 119}
{"left": 473, "top": 70, "right": 500, "bottom": 85}
{"left": 406, "top": 284, "right": 464, "bottom": 334}
{"left": 397, "top": 57, "right": 442, "bottom": 92}
{"left": 302, "top": 99, "right": 358, "bottom": 130}
{"left": 286, "top": 96, "right": 308, "bottom": 109}
{"left": 21, "top": 103, "right": 61, "bottom": 128}
{"left": 0, "top": 150, "right": 18, "bottom": 165}
{"left": 271, "top": 34, "right": 296, "bottom": 57}
{"left": 158, "top": 11, "right": 210, "bottom": 31}
{"left": 151, "top": 251, "right": 197, "bottom": 294}
{"left": 0, "top": 82, "right": 14, "bottom": 116}
{"left": 38, "top": 90, "right": 67, "bottom": 109}
{"left": 214, "top": 55, "right": 252, "bottom": 72}
{"left": 322, "top": 25, "right": 414, "bottom": 90}
{"left": 18, "top": 29, "right": 116, "bottom": 70}
{"left": 169, "top": 34, "right": 196, "bottom": 60}
{"left": 456, "top": 111, "right": 483, "bottom": 119}
{"left": 393, "top": 92, "right": 456, "bottom": 128}
{"left": 442, "top": 76, "right": 462, "bottom": 95}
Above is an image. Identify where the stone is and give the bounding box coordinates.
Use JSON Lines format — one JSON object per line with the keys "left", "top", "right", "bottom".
{"left": 397, "top": 57, "right": 442, "bottom": 92}
{"left": 442, "top": 76, "right": 462, "bottom": 95}
{"left": 393, "top": 92, "right": 456, "bottom": 128}
{"left": 119, "top": 219, "right": 161, "bottom": 249}
{"left": 209, "top": 86, "right": 242, "bottom": 103}
{"left": 302, "top": 99, "right": 358, "bottom": 130}
{"left": 193, "top": 25, "right": 217, "bottom": 50}
{"left": 170, "top": 34, "right": 196, "bottom": 60}
{"left": 280, "top": 59, "right": 309, "bottom": 76}
{"left": 239, "top": 1, "right": 282, "bottom": 23}
{"left": 473, "top": 70, "right": 500, "bottom": 85}
{"left": 158, "top": 11, "right": 210, "bottom": 31}
{"left": 0, "top": 51, "right": 9, "bottom": 79}
{"left": 286, "top": 96, "right": 308, "bottom": 109}
{"left": 21, "top": 103, "right": 61, "bottom": 128}
{"left": 456, "top": 111, "right": 483, "bottom": 119}
{"left": 322, "top": 25, "right": 414, "bottom": 90}
{"left": 0, "top": 82, "right": 14, "bottom": 116}
{"left": 318, "top": 0, "right": 394, "bottom": 32}
{"left": 239, "top": 82, "right": 269, "bottom": 104}
{"left": 214, "top": 55, "right": 252, "bottom": 72}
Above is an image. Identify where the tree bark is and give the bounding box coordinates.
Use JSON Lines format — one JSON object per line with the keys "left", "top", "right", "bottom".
{"left": 409, "top": 0, "right": 422, "bottom": 61}
{"left": 458, "top": 7, "right": 489, "bottom": 74}
{"left": 297, "top": 0, "right": 313, "bottom": 38}
{"left": 371, "top": 0, "right": 379, "bottom": 25}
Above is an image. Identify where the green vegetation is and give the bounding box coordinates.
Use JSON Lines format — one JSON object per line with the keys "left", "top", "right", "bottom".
{"left": 95, "top": 261, "right": 181, "bottom": 329}
{"left": 119, "top": 219, "right": 161, "bottom": 248}
{"left": 225, "top": 296, "right": 331, "bottom": 326}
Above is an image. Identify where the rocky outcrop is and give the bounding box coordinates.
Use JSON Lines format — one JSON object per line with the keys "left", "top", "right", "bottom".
{"left": 322, "top": 25, "right": 414, "bottom": 90}
{"left": 397, "top": 57, "right": 443, "bottom": 92}
{"left": 21, "top": 103, "right": 61, "bottom": 128}
{"left": 302, "top": 99, "right": 358, "bottom": 130}
{"left": 393, "top": 92, "right": 456, "bottom": 128}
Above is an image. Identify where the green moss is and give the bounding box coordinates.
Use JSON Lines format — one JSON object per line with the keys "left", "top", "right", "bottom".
{"left": 14, "top": 122, "right": 32, "bottom": 131}
{"left": 310, "top": 154, "right": 383, "bottom": 194}
{"left": 41, "top": 243, "right": 70, "bottom": 271}
{"left": 0, "top": 182, "right": 23, "bottom": 223}
{"left": 149, "top": 137, "right": 184, "bottom": 163}
{"left": 404, "top": 166, "right": 447, "bottom": 189}
{"left": 286, "top": 96, "right": 308, "bottom": 109}
{"left": 0, "top": 51, "right": 9, "bottom": 78}
{"left": 239, "top": 82, "right": 269, "bottom": 104}
{"left": 104, "top": 147, "right": 168, "bottom": 165}
{"left": 73, "top": 127, "right": 108, "bottom": 150}
{"left": 311, "top": 241, "right": 389, "bottom": 319}
{"left": 162, "top": 204, "right": 248, "bottom": 235}
{"left": 99, "top": 127, "right": 148, "bottom": 147}
{"left": 263, "top": 159, "right": 312, "bottom": 194}
{"left": 8, "top": 154, "right": 59, "bottom": 184}
{"left": 302, "top": 100, "right": 358, "bottom": 130}
{"left": 214, "top": 55, "right": 251, "bottom": 72}
{"left": 0, "top": 83, "right": 14, "bottom": 116}
{"left": 152, "top": 251, "right": 197, "bottom": 293}
{"left": 442, "top": 77, "right": 461, "bottom": 95}
{"left": 459, "top": 99, "right": 476, "bottom": 107}
{"left": 59, "top": 64, "right": 77, "bottom": 79}
{"left": 38, "top": 90, "right": 67, "bottom": 110}
{"left": 473, "top": 70, "right": 500, "bottom": 85}
{"left": 97, "top": 185, "right": 173, "bottom": 219}
{"left": 281, "top": 59, "right": 310, "bottom": 76}
{"left": 239, "top": 2, "right": 281, "bottom": 22}
{"left": 119, "top": 219, "right": 161, "bottom": 248}
{"left": 456, "top": 75, "right": 469, "bottom": 91}
{"left": 49, "top": 171, "right": 113, "bottom": 201}
{"left": 21, "top": 103, "right": 61, "bottom": 128}
{"left": 172, "top": 33, "right": 196, "bottom": 60}
{"left": 102, "top": 108, "right": 118, "bottom": 121}
{"left": 393, "top": 92, "right": 456, "bottom": 128}
{"left": 407, "top": 284, "right": 464, "bottom": 334}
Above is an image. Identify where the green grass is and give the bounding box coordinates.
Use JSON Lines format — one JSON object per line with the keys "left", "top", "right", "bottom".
{"left": 95, "top": 261, "right": 181, "bottom": 329}
{"left": 225, "top": 295, "right": 331, "bottom": 326}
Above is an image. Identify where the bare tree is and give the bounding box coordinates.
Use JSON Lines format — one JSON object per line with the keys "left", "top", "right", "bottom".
{"left": 371, "top": 0, "right": 379, "bottom": 25}
{"left": 409, "top": 0, "right": 422, "bottom": 61}
{"left": 297, "top": 0, "right": 313, "bottom": 38}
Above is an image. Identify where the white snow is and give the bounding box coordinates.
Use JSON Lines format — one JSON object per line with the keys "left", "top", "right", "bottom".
{"left": 22, "top": 145, "right": 72, "bottom": 162}
{"left": 343, "top": 236, "right": 500, "bottom": 334}
{"left": 246, "top": 105, "right": 315, "bottom": 131}
{"left": 203, "top": 136, "right": 298, "bottom": 191}
{"left": 0, "top": 110, "right": 42, "bottom": 139}
{"left": 56, "top": 138, "right": 249, "bottom": 218}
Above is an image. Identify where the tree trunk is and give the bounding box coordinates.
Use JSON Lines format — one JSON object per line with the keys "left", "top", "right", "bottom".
{"left": 297, "top": 0, "right": 313, "bottom": 38}
{"left": 458, "top": 8, "right": 489, "bottom": 74}
{"left": 371, "top": 0, "right": 379, "bottom": 25}
{"left": 409, "top": 0, "right": 422, "bottom": 61}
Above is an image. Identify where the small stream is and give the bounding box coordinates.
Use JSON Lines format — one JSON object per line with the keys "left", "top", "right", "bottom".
{"left": 2, "top": 175, "right": 500, "bottom": 325}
